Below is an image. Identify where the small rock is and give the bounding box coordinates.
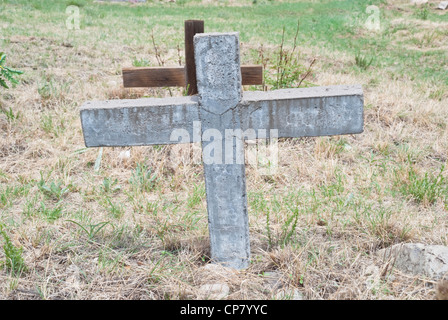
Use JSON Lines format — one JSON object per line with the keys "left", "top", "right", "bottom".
{"left": 438, "top": 1, "right": 448, "bottom": 10}
{"left": 118, "top": 150, "right": 131, "bottom": 159}
{"left": 377, "top": 243, "right": 448, "bottom": 280}
{"left": 198, "top": 283, "right": 230, "bottom": 300}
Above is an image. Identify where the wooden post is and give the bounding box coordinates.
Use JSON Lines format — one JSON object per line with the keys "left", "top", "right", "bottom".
{"left": 184, "top": 20, "right": 204, "bottom": 95}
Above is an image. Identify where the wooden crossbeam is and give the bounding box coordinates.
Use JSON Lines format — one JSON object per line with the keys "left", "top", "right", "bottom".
{"left": 122, "top": 65, "right": 263, "bottom": 88}
{"left": 121, "top": 20, "right": 263, "bottom": 93}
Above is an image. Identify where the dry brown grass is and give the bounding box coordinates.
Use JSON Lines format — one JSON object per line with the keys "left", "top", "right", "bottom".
{"left": 0, "top": 0, "right": 447, "bottom": 300}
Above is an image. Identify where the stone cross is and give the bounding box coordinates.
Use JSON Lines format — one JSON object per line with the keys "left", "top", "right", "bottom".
{"left": 80, "top": 32, "right": 364, "bottom": 269}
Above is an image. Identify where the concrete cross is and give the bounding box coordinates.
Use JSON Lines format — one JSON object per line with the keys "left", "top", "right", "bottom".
{"left": 80, "top": 32, "right": 364, "bottom": 269}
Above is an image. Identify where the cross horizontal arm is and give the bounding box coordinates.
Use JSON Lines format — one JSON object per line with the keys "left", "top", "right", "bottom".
{"left": 240, "top": 85, "right": 364, "bottom": 138}
{"left": 122, "top": 65, "right": 263, "bottom": 88}
{"left": 80, "top": 96, "right": 200, "bottom": 147}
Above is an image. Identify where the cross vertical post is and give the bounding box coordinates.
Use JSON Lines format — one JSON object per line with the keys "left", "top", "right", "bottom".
{"left": 194, "top": 33, "right": 250, "bottom": 269}
{"left": 184, "top": 20, "right": 204, "bottom": 95}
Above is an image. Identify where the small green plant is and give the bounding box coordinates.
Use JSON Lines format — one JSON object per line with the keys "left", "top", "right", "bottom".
{"left": 67, "top": 220, "right": 113, "bottom": 240}
{"left": 101, "top": 177, "right": 121, "bottom": 194}
{"left": 415, "top": 5, "right": 429, "bottom": 20}
{"left": 132, "top": 58, "right": 151, "bottom": 67}
{"left": 0, "top": 224, "right": 27, "bottom": 275}
{"left": 104, "top": 197, "right": 124, "bottom": 219}
{"left": 186, "top": 184, "right": 205, "bottom": 208}
{"left": 355, "top": 52, "right": 374, "bottom": 70}
{"left": 266, "top": 208, "right": 273, "bottom": 248}
{"left": 258, "top": 20, "right": 315, "bottom": 91}
{"left": 394, "top": 157, "right": 447, "bottom": 206}
{"left": 280, "top": 202, "right": 300, "bottom": 246}
{"left": 37, "top": 77, "right": 71, "bottom": 103}
{"left": 66, "top": 0, "right": 88, "bottom": 7}
{"left": 0, "top": 52, "right": 23, "bottom": 89}
{"left": 399, "top": 165, "right": 447, "bottom": 206}
{"left": 129, "top": 163, "right": 158, "bottom": 192}
{"left": 38, "top": 201, "right": 64, "bottom": 222}
{"left": 37, "top": 174, "right": 69, "bottom": 200}
{"left": 0, "top": 106, "right": 21, "bottom": 122}
{"left": 1, "top": 185, "right": 30, "bottom": 209}
{"left": 41, "top": 113, "right": 66, "bottom": 137}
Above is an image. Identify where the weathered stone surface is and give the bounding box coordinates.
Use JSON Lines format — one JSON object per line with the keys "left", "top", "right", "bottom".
{"left": 241, "top": 85, "right": 364, "bottom": 138}
{"left": 80, "top": 85, "right": 363, "bottom": 149}
{"left": 378, "top": 243, "right": 448, "bottom": 280}
{"left": 438, "top": 1, "right": 448, "bottom": 10}
{"left": 194, "top": 32, "right": 242, "bottom": 116}
{"left": 195, "top": 32, "right": 250, "bottom": 270}
{"left": 80, "top": 96, "right": 200, "bottom": 147}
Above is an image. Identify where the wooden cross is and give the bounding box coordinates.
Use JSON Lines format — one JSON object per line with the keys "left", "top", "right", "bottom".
{"left": 80, "top": 32, "right": 364, "bottom": 269}
{"left": 121, "top": 20, "right": 263, "bottom": 95}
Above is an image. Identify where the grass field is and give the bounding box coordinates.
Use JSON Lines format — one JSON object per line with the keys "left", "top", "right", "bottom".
{"left": 0, "top": 0, "right": 447, "bottom": 300}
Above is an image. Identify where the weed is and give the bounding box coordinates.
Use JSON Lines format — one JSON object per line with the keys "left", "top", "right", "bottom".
{"left": 259, "top": 20, "right": 316, "bottom": 90}
{"left": 397, "top": 164, "right": 447, "bottom": 206}
{"left": 67, "top": 220, "right": 113, "bottom": 240}
{"left": 0, "top": 52, "right": 23, "bottom": 89}
{"left": 38, "top": 201, "right": 64, "bottom": 222}
{"left": 22, "top": 195, "right": 39, "bottom": 217}
{"left": 0, "top": 224, "right": 27, "bottom": 275}
{"left": 280, "top": 194, "right": 302, "bottom": 246}
{"left": 428, "top": 88, "right": 446, "bottom": 101}
{"left": 41, "top": 113, "right": 66, "bottom": 138}
{"left": 38, "top": 77, "right": 71, "bottom": 104}
{"left": 180, "top": 210, "right": 203, "bottom": 230}
{"left": 1, "top": 185, "right": 29, "bottom": 209}
{"left": 129, "top": 163, "right": 158, "bottom": 192}
{"left": 98, "top": 247, "right": 124, "bottom": 274}
{"left": 415, "top": 5, "right": 429, "bottom": 20}
{"left": 132, "top": 58, "right": 151, "bottom": 67}
{"left": 38, "top": 78, "right": 58, "bottom": 100}
{"left": 101, "top": 177, "right": 121, "bottom": 194}
{"left": 266, "top": 208, "right": 273, "bottom": 248}
{"left": 65, "top": 0, "right": 88, "bottom": 8}
{"left": 37, "top": 174, "right": 69, "bottom": 201}
{"left": 186, "top": 184, "right": 205, "bottom": 208}
{"left": 355, "top": 52, "right": 374, "bottom": 70}
{"left": 103, "top": 197, "right": 124, "bottom": 219}
{"left": 0, "top": 106, "right": 20, "bottom": 122}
